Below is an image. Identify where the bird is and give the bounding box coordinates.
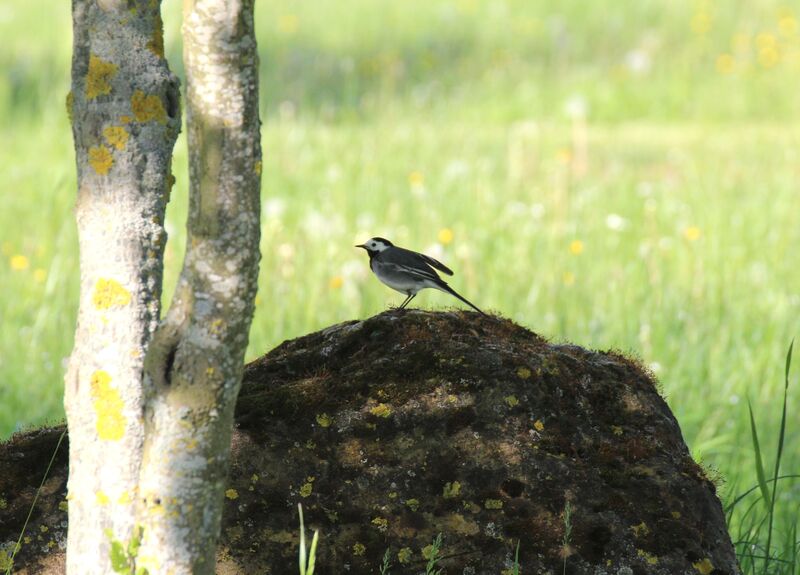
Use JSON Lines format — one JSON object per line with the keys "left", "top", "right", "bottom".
{"left": 356, "top": 237, "right": 485, "bottom": 315}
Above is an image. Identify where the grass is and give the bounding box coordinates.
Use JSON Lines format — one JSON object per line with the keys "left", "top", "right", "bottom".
{"left": 0, "top": 0, "right": 798, "bottom": 571}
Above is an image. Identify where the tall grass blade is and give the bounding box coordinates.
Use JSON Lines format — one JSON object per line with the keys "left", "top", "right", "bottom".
{"left": 764, "top": 340, "right": 793, "bottom": 573}
{"left": 746, "top": 399, "right": 770, "bottom": 510}
{"left": 307, "top": 528, "right": 319, "bottom": 575}
{"left": 298, "top": 504, "right": 307, "bottom": 575}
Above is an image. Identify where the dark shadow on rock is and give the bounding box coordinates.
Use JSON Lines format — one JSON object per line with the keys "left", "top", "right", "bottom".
{"left": 0, "top": 310, "right": 740, "bottom": 574}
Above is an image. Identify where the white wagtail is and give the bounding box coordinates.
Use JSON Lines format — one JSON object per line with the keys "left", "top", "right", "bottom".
{"left": 356, "top": 237, "right": 485, "bottom": 314}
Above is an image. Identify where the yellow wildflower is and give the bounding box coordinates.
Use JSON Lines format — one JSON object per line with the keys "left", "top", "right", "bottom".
{"left": 691, "top": 11, "right": 711, "bottom": 35}
{"left": 329, "top": 275, "right": 344, "bottom": 289}
{"left": 408, "top": 171, "right": 424, "bottom": 186}
{"left": 569, "top": 240, "right": 584, "bottom": 255}
{"left": 438, "top": 228, "right": 454, "bottom": 245}
{"left": 10, "top": 255, "right": 29, "bottom": 271}
{"left": 779, "top": 16, "right": 798, "bottom": 37}
{"left": 716, "top": 54, "right": 734, "bottom": 74}
{"left": 684, "top": 226, "right": 701, "bottom": 241}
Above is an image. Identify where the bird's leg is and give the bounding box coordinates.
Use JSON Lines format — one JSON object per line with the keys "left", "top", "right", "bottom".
{"left": 399, "top": 293, "right": 417, "bottom": 309}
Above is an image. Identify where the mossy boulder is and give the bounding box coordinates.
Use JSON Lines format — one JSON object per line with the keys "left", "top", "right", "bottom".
{"left": 0, "top": 311, "right": 739, "bottom": 574}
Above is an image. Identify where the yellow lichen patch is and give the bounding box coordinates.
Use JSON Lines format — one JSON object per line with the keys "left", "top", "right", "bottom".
{"left": 693, "top": 558, "right": 714, "bottom": 574}
{"left": 254, "top": 160, "right": 263, "bottom": 175}
{"left": 85, "top": 54, "right": 117, "bottom": 99}
{"left": 484, "top": 498, "right": 503, "bottom": 509}
{"left": 299, "top": 482, "right": 313, "bottom": 498}
{"left": 131, "top": 89, "right": 167, "bottom": 124}
{"left": 611, "top": 425, "right": 624, "bottom": 436}
{"left": 117, "top": 490, "right": 131, "bottom": 505}
{"left": 405, "top": 498, "right": 420, "bottom": 511}
{"left": 352, "top": 542, "right": 366, "bottom": 556}
{"left": 92, "top": 278, "right": 131, "bottom": 309}
{"left": 533, "top": 419, "right": 545, "bottom": 432}
{"left": 370, "top": 403, "right": 392, "bottom": 418}
{"left": 440, "top": 512, "right": 480, "bottom": 536}
{"left": 397, "top": 547, "right": 412, "bottom": 563}
{"left": 461, "top": 501, "right": 482, "bottom": 515}
{"left": 119, "top": 115, "right": 132, "bottom": 124}
{"left": 95, "top": 491, "right": 110, "bottom": 506}
{"left": 88, "top": 145, "right": 114, "bottom": 175}
{"left": 265, "top": 530, "right": 295, "bottom": 544}
{"left": 0, "top": 498, "right": 6, "bottom": 510}
{"left": 147, "top": 13, "right": 164, "bottom": 57}
{"left": 371, "top": 517, "right": 388, "bottom": 531}
{"left": 631, "top": 521, "right": 650, "bottom": 537}
{"left": 443, "top": 481, "right": 461, "bottom": 498}
{"left": 637, "top": 549, "right": 658, "bottom": 565}
{"left": 225, "top": 489, "right": 239, "bottom": 500}
{"left": 0, "top": 550, "right": 13, "bottom": 571}
{"left": 316, "top": 413, "right": 332, "bottom": 427}
{"left": 103, "top": 125, "right": 129, "bottom": 151}
{"left": 504, "top": 395, "right": 519, "bottom": 407}
{"left": 57, "top": 500, "right": 66, "bottom": 512}
{"left": 90, "top": 370, "right": 126, "bottom": 441}
{"left": 422, "top": 544, "right": 435, "bottom": 560}
{"left": 516, "top": 366, "right": 531, "bottom": 379}
{"left": 671, "top": 510, "right": 681, "bottom": 519}
{"left": 66, "top": 91, "right": 74, "bottom": 123}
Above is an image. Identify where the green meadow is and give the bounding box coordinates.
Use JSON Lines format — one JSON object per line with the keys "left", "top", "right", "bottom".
{"left": 1, "top": 0, "right": 799, "bottom": 569}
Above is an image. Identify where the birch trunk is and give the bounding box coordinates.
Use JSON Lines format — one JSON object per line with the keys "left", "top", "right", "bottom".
{"left": 135, "top": 0, "right": 262, "bottom": 572}
{"left": 65, "top": 1, "right": 180, "bottom": 572}
{"left": 66, "top": 0, "right": 261, "bottom": 572}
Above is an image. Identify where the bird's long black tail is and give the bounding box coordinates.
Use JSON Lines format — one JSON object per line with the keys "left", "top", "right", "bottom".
{"left": 438, "top": 281, "right": 486, "bottom": 315}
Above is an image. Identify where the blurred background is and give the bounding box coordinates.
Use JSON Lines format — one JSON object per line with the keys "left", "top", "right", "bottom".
{"left": 1, "top": 0, "right": 798, "bottom": 567}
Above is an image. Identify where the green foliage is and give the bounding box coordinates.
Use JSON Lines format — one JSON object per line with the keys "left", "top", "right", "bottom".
{"left": 727, "top": 342, "right": 797, "bottom": 574}
{"left": 106, "top": 526, "right": 148, "bottom": 575}
{"left": 379, "top": 548, "right": 392, "bottom": 574}
{"left": 297, "top": 504, "right": 319, "bottom": 575}
{"left": 425, "top": 533, "right": 444, "bottom": 575}
{"left": 561, "top": 502, "right": 573, "bottom": 575}
{"left": 511, "top": 540, "right": 521, "bottom": 575}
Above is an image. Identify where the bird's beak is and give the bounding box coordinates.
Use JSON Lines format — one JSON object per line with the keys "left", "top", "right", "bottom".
{"left": 355, "top": 244, "right": 366, "bottom": 249}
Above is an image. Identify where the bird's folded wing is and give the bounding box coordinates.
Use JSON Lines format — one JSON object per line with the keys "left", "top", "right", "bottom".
{"left": 383, "top": 262, "right": 443, "bottom": 283}
{"left": 419, "top": 254, "right": 454, "bottom": 276}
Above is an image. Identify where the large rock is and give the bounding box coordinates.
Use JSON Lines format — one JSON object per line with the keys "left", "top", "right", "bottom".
{"left": 1, "top": 311, "right": 739, "bottom": 574}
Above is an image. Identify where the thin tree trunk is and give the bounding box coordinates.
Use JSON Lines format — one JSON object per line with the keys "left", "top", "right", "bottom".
{"left": 65, "top": 0, "right": 180, "bottom": 573}
{"left": 135, "top": 0, "right": 262, "bottom": 571}
{"left": 67, "top": 0, "right": 260, "bottom": 572}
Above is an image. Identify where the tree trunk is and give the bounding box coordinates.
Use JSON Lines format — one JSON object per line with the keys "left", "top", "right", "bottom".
{"left": 66, "top": 0, "right": 260, "bottom": 572}
{"left": 135, "top": 0, "right": 262, "bottom": 572}
{"left": 65, "top": 1, "right": 180, "bottom": 572}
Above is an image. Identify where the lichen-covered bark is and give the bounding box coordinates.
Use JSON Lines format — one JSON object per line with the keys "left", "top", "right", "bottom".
{"left": 65, "top": 1, "right": 180, "bottom": 573}
{"left": 135, "top": 0, "right": 262, "bottom": 572}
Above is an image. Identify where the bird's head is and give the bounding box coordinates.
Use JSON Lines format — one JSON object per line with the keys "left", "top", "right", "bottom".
{"left": 356, "top": 237, "right": 393, "bottom": 255}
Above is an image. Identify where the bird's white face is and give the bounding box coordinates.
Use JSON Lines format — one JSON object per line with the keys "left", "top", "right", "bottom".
{"left": 360, "top": 238, "right": 392, "bottom": 252}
